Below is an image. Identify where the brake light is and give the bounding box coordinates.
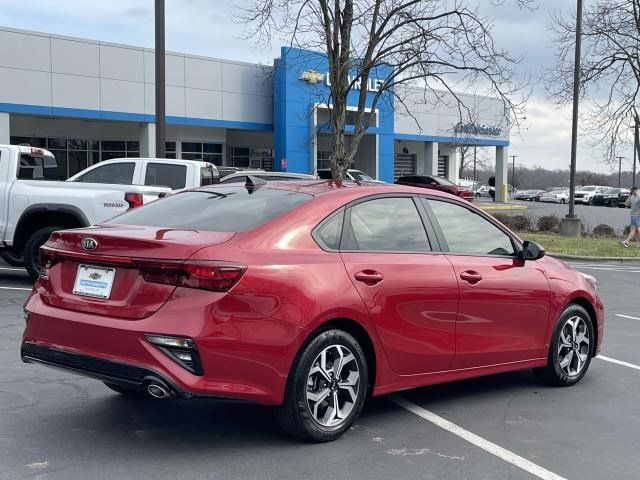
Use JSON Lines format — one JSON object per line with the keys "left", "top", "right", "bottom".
{"left": 125, "top": 192, "right": 144, "bottom": 209}
{"left": 134, "top": 260, "right": 246, "bottom": 292}
{"left": 39, "top": 247, "right": 58, "bottom": 281}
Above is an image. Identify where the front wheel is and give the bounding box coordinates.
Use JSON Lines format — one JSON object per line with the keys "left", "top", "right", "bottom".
{"left": 274, "top": 329, "right": 368, "bottom": 442}
{"left": 24, "top": 226, "right": 62, "bottom": 281}
{"left": 534, "top": 305, "right": 594, "bottom": 386}
{"left": 610, "top": 200, "right": 618, "bottom": 208}
{"left": 560, "top": 198, "right": 566, "bottom": 204}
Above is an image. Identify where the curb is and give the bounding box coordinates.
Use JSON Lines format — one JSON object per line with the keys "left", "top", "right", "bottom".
{"left": 478, "top": 204, "right": 528, "bottom": 211}
{"left": 547, "top": 253, "right": 640, "bottom": 263}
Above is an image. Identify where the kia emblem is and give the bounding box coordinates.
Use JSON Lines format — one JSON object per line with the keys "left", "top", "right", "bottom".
{"left": 81, "top": 238, "right": 98, "bottom": 251}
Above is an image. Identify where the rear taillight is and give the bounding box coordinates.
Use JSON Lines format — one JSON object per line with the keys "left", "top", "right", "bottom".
{"left": 125, "top": 192, "right": 144, "bottom": 209}
{"left": 39, "top": 247, "right": 58, "bottom": 280}
{"left": 134, "top": 260, "right": 246, "bottom": 292}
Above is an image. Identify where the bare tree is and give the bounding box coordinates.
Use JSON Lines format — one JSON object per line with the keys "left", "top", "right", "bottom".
{"left": 547, "top": 1, "right": 640, "bottom": 167}
{"left": 239, "top": 0, "right": 528, "bottom": 179}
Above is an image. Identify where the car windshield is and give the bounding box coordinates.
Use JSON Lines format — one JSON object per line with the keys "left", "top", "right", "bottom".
{"left": 349, "top": 170, "right": 374, "bottom": 181}
{"left": 433, "top": 176, "right": 455, "bottom": 185}
{"left": 111, "top": 186, "right": 312, "bottom": 232}
{"left": 606, "top": 188, "right": 620, "bottom": 194}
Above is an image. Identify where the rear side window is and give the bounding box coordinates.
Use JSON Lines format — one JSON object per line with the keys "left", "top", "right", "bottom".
{"left": 345, "top": 197, "right": 431, "bottom": 252}
{"left": 145, "top": 163, "right": 187, "bottom": 190}
{"left": 75, "top": 162, "right": 135, "bottom": 184}
{"left": 112, "top": 186, "right": 312, "bottom": 232}
{"left": 313, "top": 209, "right": 344, "bottom": 250}
{"left": 17, "top": 154, "right": 59, "bottom": 180}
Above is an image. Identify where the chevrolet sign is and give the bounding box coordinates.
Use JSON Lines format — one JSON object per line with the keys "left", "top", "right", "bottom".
{"left": 454, "top": 122, "right": 502, "bottom": 137}
{"left": 299, "top": 70, "right": 325, "bottom": 84}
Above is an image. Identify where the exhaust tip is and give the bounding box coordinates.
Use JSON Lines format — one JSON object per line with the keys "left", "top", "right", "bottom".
{"left": 147, "top": 383, "right": 170, "bottom": 399}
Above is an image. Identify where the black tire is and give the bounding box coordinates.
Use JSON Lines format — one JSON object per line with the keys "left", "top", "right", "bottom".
{"left": 534, "top": 304, "right": 594, "bottom": 387}
{"left": 610, "top": 200, "right": 618, "bottom": 208}
{"left": 24, "top": 226, "right": 62, "bottom": 281}
{"left": 0, "top": 249, "right": 24, "bottom": 267}
{"left": 274, "top": 329, "right": 368, "bottom": 442}
{"left": 560, "top": 198, "right": 566, "bottom": 204}
{"left": 103, "top": 382, "right": 148, "bottom": 398}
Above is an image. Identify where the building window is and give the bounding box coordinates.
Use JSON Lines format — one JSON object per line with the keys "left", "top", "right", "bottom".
{"left": 181, "top": 142, "right": 223, "bottom": 165}
{"left": 165, "top": 141, "right": 177, "bottom": 159}
{"left": 317, "top": 150, "right": 331, "bottom": 170}
{"left": 226, "top": 146, "right": 274, "bottom": 171}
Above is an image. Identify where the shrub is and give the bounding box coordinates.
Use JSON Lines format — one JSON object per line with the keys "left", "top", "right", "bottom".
{"left": 507, "top": 215, "right": 532, "bottom": 232}
{"left": 537, "top": 215, "right": 560, "bottom": 232}
{"left": 592, "top": 224, "right": 616, "bottom": 237}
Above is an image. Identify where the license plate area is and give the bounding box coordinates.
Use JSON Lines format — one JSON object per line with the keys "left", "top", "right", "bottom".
{"left": 73, "top": 264, "right": 116, "bottom": 299}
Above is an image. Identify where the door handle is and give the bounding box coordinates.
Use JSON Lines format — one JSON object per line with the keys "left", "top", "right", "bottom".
{"left": 354, "top": 270, "right": 384, "bottom": 286}
{"left": 460, "top": 270, "right": 482, "bottom": 284}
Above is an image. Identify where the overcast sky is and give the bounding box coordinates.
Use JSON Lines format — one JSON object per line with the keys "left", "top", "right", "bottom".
{"left": 0, "top": 0, "right": 634, "bottom": 173}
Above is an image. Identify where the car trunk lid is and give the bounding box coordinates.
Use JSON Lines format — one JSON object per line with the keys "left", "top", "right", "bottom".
{"left": 36, "top": 226, "right": 236, "bottom": 319}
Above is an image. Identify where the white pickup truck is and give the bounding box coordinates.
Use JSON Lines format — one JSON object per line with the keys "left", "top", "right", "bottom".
{"left": 67, "top": 157, "right": 220, "bottom": 190}
{"left": 0, "top": 145, "right": 170, "bottom": 279}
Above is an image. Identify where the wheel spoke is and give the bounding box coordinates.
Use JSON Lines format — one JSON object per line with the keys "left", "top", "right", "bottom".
{"left": 560, "top": 330, "right": 572, "bottom": 348}
{"left": 575, "top": 350, "right": 582, "bottom": 373}
{"left": 559, "top": 350, "right": 574, "bottom": 369}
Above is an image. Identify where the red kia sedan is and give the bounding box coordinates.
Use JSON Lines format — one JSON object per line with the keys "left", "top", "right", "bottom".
{"left": 21, "top": 180, "right": 603, "bottom": 442}
{"left": 396, "top": 175, "right": 475, "bottom": 201}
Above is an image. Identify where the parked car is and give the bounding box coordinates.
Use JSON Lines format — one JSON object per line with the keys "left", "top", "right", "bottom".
{"left": 68, "top": 157, "right": 219, "bottom": 190}
{"left": 0, "top": 145, "right": 170, "bottom": 280}
{"left": 219, "top": 171, "right": 317, "bottom": 183}
{"left": 574, "top": 185, "right": 608, "bottom": 205}
{"left": 475, "top": 184, "right": 491, "bottom": 198}
{"left": 514, "top": 189, "right": 545, "bottom": 202}
{"left": 617, "top": 189, "right": 633, "bottom": 208}
{"left": 540, "top": 189, "right": 569, "bottom": 204}
{"left": 592, "top": 187, "right": 628, "bottom": 207}
{"left": 21, "top": 180, "right": 603, "bottom": 442}
{"left": 395, "top": 175, "right": 474, "bottom": 202}
{"left": 317, "top": 168, "right": 385, "bottom": 183}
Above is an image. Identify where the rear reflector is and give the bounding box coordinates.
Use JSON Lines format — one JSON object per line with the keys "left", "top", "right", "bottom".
{"left": 135, "top": 259, "right": 246, "bottom": 292}
{"left": 125, "top": 192, "right": 144, "bottom": 209}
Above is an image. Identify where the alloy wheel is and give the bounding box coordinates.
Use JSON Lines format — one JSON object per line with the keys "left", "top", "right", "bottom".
{"left": 557, "top": 316, "right": 590, "bottom": 377}
{"left": 305, "top": 344, "right": 360, "bottom": 427}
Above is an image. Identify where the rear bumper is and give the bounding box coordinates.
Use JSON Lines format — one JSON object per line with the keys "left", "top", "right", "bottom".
{"left": 22, "top": 342, "right": 191, "bottom": 398}
{"left": 22, "top": 290, "right": 308, "bottom": 405}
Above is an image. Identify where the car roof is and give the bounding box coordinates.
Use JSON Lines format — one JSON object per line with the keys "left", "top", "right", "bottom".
{"left": 223, "top": 171, "right": 315, "bottom": 179}
{"left": 199, "top": 179, "right": 460, "bottom": 202}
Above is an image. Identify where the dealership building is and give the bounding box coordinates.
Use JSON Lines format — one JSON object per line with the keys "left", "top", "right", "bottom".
{"left": 0, "top": 26, "right": 511, "bottom": 198}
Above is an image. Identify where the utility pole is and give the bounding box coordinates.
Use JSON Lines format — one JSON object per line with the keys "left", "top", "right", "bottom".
{"left": 634, "top": 118, "right": 639, "bottom": 188}
{"left": 155, "top": 0, "right": 166, "bottom": 158}
{"left": 473, "top": 146, "right": 477, "bottom": 182}
{"left": 561, "top": 0, "right": 583, "bottom": 236}
{"left": 616, "top": 156, "right": 624, "bottom": 187}
{"left": 510, "top": 155, "right": 517, "bottom": 192}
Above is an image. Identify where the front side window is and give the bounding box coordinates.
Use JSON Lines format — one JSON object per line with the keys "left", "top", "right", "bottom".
{"left": 346, "top": 197, "right": 430, "bottom": 252}
{"left": 75, "top": 162, "right": 135, "bottom": 184}
{"left": 145, "top": 163, "right": 187, "bottom": 190}
{"left": 426, "top": 199, "right": 515, "bottom": 256}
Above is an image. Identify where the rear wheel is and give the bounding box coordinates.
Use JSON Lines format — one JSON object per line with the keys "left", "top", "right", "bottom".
{"left": 534, "top": 305, "right": 594, "bottom": 386}
{"left": 275, "top": 329, "right": 368, "bottom": 442}
{"left": 24, "top": 226, "right": 62, "bottom": 281}
{"left": 0, "top": 249, "right": 24, "bottom": 267}
{"left": 610, "top": 199, "right": 618, "bottom": 208}
{"left": 560, "top": 198, "right": 566, "bottom": 204}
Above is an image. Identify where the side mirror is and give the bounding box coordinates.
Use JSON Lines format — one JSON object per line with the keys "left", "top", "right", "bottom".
{"left": 521, "top": 240, "right": 545, "bottom": 261}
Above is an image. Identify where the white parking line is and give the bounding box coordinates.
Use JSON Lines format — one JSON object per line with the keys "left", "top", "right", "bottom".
{"left": 0, "top": 286, "right": 31, "bottom": 291}
{"left": 614, "top": 314, "right": 640, "bottom": 321}
{"left": 598, "top": 355, "right": 640, "bottom": 371}
{"left": 391, "top": 395, "right": 568, "bottom": 480}
{"left": 0, "top": 266, "right": 27, "bottom": 272}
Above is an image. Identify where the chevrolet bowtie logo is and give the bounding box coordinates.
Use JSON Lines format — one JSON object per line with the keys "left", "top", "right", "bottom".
{"left": 89, "top": 273, "right": 103, "bottom": 280}
{"left": 299, "top": 70, "right": 325, "bottom": 84}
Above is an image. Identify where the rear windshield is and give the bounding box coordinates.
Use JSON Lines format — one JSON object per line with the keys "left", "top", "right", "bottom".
{"left": 110, "top": 186, "right": 312, "bottom": 232}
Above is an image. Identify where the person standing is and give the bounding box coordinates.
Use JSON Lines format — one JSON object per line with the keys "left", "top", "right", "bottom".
{"left": 620, "top": 187, "right": 640, "bottom": 247}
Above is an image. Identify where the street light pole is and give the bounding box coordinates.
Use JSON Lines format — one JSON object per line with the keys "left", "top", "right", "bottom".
{"left": 473, "top": 146, "right": 477, "bottom": 182}
{"left": 634, "top": 118, "right": 639, "bottom": 188}
{"left": 510, "top": 155, "right": 517, "bottom": 191}
{"left": 567, "top": 0, "right": 583, "bottom": 219}
{"left": 616, "top": 156, "right": 624, "bottom": 187}
{"left": 155, "top": 0, "right": 166, "bottom": 158}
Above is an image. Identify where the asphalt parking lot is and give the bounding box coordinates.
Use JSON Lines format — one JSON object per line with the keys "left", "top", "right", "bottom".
{"left": 495, "top": 199, "right": 631, "bottom": 233}
{"left": 1, "top": 259, "right": 639, "bottom": 480}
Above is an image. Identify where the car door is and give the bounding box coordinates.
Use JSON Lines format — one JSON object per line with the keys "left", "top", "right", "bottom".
{"left": 422, "top": 198, "right": 551, "bottom": 369}
{"left": 339, "top": 195, "right": 459, "bottom": 375}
